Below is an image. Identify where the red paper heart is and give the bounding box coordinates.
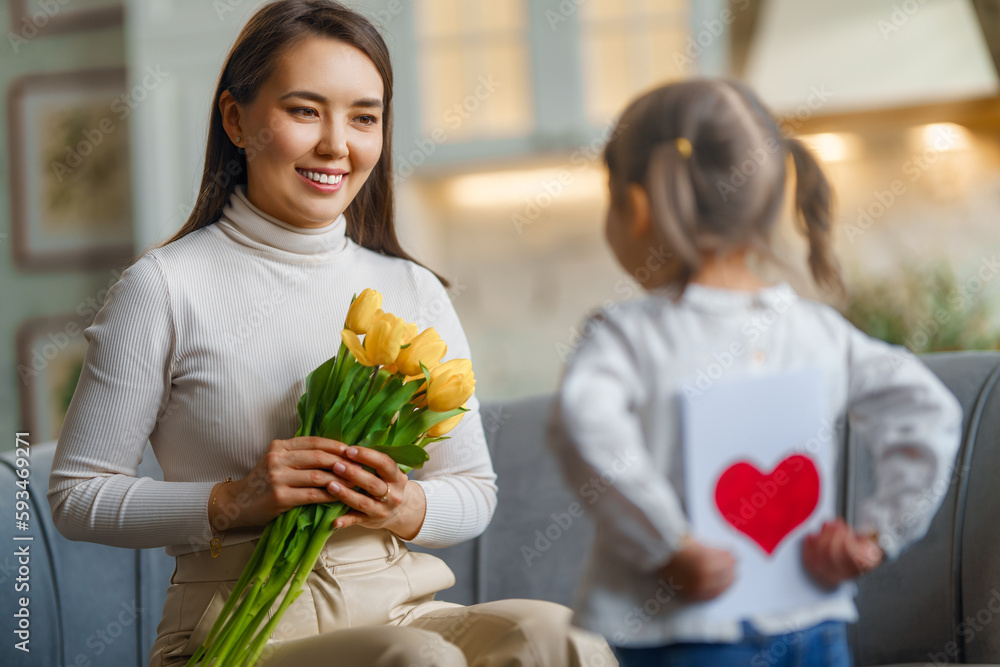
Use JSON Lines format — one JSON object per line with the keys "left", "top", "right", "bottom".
{"left": 714, "top": 454, "right": 820, "bottom": 555}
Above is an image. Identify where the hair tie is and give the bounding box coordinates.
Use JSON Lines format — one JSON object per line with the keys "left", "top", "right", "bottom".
{"left": 675, "top": 137, "right": 692, "bottom": 158}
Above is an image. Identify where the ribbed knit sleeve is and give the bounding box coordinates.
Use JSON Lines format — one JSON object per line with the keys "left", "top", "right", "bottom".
{"left": 843, "top": 322, "right": 963, "bottom": 561}
{"left": 405, "top": 265, "right": 498, "bottom": 548}
{"left": 549, "top": 310, "right": 689, "bottom": 572}
{"left": 47, "top": 253, "right": 217, "bottom": 549}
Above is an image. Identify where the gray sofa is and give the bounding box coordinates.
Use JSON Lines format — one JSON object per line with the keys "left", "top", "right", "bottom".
{"left": 3, "top": 351, "right": 1000, "bottom": 666}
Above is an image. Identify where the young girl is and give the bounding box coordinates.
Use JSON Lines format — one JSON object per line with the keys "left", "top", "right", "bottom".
{"left": 548, "top": 78, "right": 962, "bottom": 666}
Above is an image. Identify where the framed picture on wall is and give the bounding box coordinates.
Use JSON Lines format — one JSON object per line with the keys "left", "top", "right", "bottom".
{"left": 16, "top": 313, "right": 94, "bottom": 444}
{"left": 7, "top": 68, "right": 134, "bottom": 272}
{"left": 8, "top": 0, "right": 123, "bottom": 37}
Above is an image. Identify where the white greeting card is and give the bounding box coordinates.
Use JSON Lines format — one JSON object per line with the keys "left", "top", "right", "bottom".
{"left": 681, "top": 368, "right": 852, "bottom": 622}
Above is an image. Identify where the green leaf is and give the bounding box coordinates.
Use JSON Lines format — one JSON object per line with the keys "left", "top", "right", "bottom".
{"left": 358, "top": 367, "right": 392, "bottom": 409}
{"left": 356, "top": 427, "right": 390, "bottom": 449}
{"left": 343, "top": 375, "right": 423, "bottom": 444}
{"left": 317, "top": 362, "right": 365, "bottom": 438}
{"left": 385, "top": 404, "right": 418, "bottom": 447}
{"left": 320, "top": 353, "right": 342, "bottom": 408}
{"left": 343, "top": 375, "right": 403, "bottom": 440}
{"left": 365, "top": 444, "right": 430, "bottom": 468}
{"left": 323, "top": 394, "right": 356, "bottom": 441}
{"left": 382, "top": 380, "right": 424, "bottom": 416}
{"left": 295, "top": 391, "right": 307, "bottom": 428}
{"left": 302, "top": 356, "right": 337, "bottom": 434}
{"left": 364, "top": 382, "right": 424, "bottom": 439}
{"left": 393, "top": 407, "right": 468, "bottom": 448}
{"left": 306, "top": 356, "right": 336, "bottom": 406}
{"left": 330, "top": 341, "right": 353, "bottom": 391}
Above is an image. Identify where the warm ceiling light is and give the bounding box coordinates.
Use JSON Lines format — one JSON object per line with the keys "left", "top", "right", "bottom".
{"left": 445, "top": 165, "right": 606, "bottom": 209}
{"left": 914, "top": 122, "right": 971, "bottom": 153}
{"left": 796, "top": 132, "right": 858, "bottom": 163}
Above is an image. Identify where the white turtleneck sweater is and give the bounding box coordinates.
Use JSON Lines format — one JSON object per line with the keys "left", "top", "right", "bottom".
{"left": 47, "top": 184, "right": 498, "bottom": 557}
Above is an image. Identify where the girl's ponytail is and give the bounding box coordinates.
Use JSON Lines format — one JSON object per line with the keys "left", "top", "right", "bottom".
{"left": 645, "top": 140, "right": 702, "bottom": 287}
{"left": 786, "top": 137, "right": 844, "bottom": 296}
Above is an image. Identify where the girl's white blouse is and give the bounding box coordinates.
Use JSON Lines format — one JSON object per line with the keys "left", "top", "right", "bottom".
{"left": 549, "top": 282, "right": 962, "bottom": 645}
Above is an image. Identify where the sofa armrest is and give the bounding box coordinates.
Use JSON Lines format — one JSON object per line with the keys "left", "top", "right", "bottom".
{"left": 0, "top": 440, "right": 174, "bottom": 667}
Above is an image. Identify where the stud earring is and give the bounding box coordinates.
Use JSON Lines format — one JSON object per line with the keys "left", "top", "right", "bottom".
{"left": 234, "top": 136, "right": 241, "bottom": 144}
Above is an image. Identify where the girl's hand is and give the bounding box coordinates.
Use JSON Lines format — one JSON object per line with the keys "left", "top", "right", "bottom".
{"left": 209, "top": 436, "right": 351, "bottom": 531}
{"left": 659, "top": 536, "right": 736, "bottom": 601}
{"left": 325, "top": 446, "right": 427, "bottom": 540}
{"left": 802, "top": 518, "right": 884, "bottom": 589}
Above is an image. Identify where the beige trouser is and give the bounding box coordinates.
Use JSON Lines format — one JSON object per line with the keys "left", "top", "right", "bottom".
{"left": 149, "top": 525, "right": 617, "bottom": 666}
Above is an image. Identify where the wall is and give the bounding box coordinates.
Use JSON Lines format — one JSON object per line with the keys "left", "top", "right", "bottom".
{"left": 1, "top": 2, "right": 129, "bottom": 451}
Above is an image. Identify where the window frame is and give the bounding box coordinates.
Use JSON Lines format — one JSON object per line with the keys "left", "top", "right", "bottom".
{"left": 390, "top": 0, "right": 727, "bottom": 171}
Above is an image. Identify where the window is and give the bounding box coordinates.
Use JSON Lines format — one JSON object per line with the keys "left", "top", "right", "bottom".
{"left": 579, "top": 0, "right": 689, "bottom": 124}
{"left": 414, "top": 0, "right": 534, "bottom": 142}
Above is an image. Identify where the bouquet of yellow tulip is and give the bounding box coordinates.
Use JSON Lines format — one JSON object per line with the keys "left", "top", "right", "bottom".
{"left": 186, "top": 288, "right": 475, "bottom": 667}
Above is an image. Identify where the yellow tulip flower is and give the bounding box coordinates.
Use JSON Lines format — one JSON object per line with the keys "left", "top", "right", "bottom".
{"left": 344, "top": 288, "right": 382, "bottom": 334}
{"left": 396, "top": 328, "right": 448, "bottom": 377}
{"left": 341, "top": 310, "right": 412, "bottom": 367}
{"left": 426, "top": 405, "right": 466, "bottom": 437}
{"left": 426, "top": 359, "right": 475, "bottom": 412}
{"left": 379, "top": 322, "right": 415, "bottom": 376}
{"left": 341, "top": 329, "right": 372, "bottom": 366}
{"left": 364, "top": 310, "right": 411, "bottom": 367}
{"left": 401, "top": 321, "right": 419, "bottom": 344}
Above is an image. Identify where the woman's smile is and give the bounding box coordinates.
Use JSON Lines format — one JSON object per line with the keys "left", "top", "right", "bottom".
{"left": 296, "top": 167, "right": 347, "bottom": 192}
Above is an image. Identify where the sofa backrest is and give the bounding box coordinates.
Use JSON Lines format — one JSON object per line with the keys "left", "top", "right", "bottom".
{"left": 5, "top": 350, "right": 1000, "bottom": 667}
{"left": 846, "top": 351, "right": 1000, "bottom": 665}
{"left": 408, "top": 397, "right": 595, "bottom": 609}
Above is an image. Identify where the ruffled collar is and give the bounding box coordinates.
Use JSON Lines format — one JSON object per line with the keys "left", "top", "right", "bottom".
{"left": 217, "top": 184, "right": 349, "bottom": 257}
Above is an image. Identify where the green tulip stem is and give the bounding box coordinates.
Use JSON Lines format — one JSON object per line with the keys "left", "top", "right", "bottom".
{"left": 205, "top": 577, "right": 264, "bottom": 664}
{"left": 186, "top": 515, "right": 277, "bottom": 666}
{"left": 241, "top": 502, "right": 348, "bottom": 667}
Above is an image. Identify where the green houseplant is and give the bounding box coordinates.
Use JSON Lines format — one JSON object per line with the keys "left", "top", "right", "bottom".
{"left": 842, "top": 261, "right": 999, "bottom": 353}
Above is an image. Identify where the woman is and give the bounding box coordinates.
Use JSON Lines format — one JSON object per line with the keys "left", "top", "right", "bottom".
{"left": 46, "top": 1, "right": 615, "bottom": 665}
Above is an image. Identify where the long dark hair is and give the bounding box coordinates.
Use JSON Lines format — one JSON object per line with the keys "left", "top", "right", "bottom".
{"left": 604, "top": 78, "right": 842, "bottom": 297}
{"left": 156, "top": 0, "right": 445, "bottom": 283}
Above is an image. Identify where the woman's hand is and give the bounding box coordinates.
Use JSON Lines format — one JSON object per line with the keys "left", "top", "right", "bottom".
{"left": 325, "top": 446, "right": 427, "bottom": 540}
{"left": 207, "top": 437, "right": 427, "bottom": 540}
{"left": 659, "top": 535, "right": 736, "bottom": 602}
{"left": 209, "top": 436, "right": 352, "bottom": 531}
{"left": 802, "top": 518, "right": 884, "bottom": 589}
